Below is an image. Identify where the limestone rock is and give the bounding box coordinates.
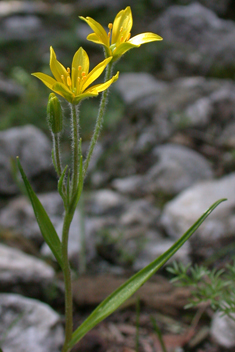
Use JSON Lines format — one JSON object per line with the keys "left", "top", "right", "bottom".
{"left": 0, "top": 294, "right": 64, "bottom": 352}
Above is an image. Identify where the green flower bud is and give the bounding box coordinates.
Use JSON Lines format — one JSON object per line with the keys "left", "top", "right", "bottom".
{"left": 47, "top": 93, "right": 63, "bottom": 134}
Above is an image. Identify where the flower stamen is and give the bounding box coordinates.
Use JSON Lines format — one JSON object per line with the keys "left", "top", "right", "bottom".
{"left": 67, "top": 76, "right": 71, "bottom": 87}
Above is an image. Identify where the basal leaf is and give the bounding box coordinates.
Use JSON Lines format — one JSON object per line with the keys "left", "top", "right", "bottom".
{"left": 17, "top": 157, "right": 63, "bottom": 269}
{"left": 69, "top": 198, "right": 226, "bottom": 348}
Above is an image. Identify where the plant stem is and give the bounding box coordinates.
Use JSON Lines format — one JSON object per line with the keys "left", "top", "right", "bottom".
{"left": 53, "top": 133, "right": 62, "bottom": 177}
{"left": 70, "top": 103, "right": 80, "bottom": 194}
{"left": 61, "top": 211, "right": 74, "bottom": 352}
{"left": 83, "top": 62, "right": 113, "bottom": 177}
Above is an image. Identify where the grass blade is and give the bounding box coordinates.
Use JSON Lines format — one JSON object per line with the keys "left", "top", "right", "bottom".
{"left": 17, "top": 157, "right": 63, "bottom": 269}
{"left": 69, "top": 198, "right": 226, "bottom": 349}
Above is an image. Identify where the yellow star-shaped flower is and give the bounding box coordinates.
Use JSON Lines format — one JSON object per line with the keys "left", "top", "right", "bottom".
{"left": 32, "top": 47, "right": 119, "bottom": 104}
{"left": 80, "top": 6, "right": 163, "bottom": 61}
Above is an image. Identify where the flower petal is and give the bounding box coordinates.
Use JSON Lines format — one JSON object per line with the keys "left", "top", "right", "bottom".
{"left": 50, "top": 46, "right": 68, "bottom": 83}
{"left": 112, "top": 42, "right": 139, "bottom": 60}
{"left": 32, "top": 72, "right": 57, "bottom": 90}
{"left": 81, "top": 57, "right": 112, "bottom": 92}
{"left": 73, "top": 91, "right": 99, "bottom": 105}
{"left": 79, "top": 16, "right": 109, "bottom": 48}
{"left": 71, "top": 47, "right": 89, "bottom": 89}
{"left": 128, "top": 32, "right": 163, "bottom": 45}
{"left": 84, "top": 71, "right": 119, "bottom": 94}
{"left": 53, "top": 82, "right": 74, "bottom": 103}
{"left": 86, "top": 33, "right": 106, "bottom": 45}
{"left": 112, "top": 6, "right": 133, "bottom": 45}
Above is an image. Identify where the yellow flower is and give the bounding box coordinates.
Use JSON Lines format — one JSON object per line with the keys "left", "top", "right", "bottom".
{"left": 80, "top": 6, "right": 163, "bottom": 61}
{"left": 32, "top": 47, "right": 119, "bottom": 104}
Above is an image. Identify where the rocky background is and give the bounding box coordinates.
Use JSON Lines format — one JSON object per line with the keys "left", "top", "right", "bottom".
{"left": 1, "top": 1, "right": 235, "bottom": 351}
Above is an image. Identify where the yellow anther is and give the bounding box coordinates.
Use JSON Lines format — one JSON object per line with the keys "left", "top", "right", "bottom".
{"left": 82, "top": 76, "right": 86, "bottom": 81}
{"left": 78, "top": 65, "right": 82, "bottom": 70}
{"left": 82, "top": 72, "right": 86, "bottom": 77}
{"left": 108, "top": 23, "right": 113, "bottom": 29}
{"left": 120, "top": 26, "right": 123, "bottom": 32}
{"left": 120, "top": 36, "right": 124, "bottom": 42}
{"left": 67, "top": 76, "right": 71, "bottom": 87}
{"left": 77, "top": 77, "right": 80, "bottom": 83}
{"left": 61, "top": 75, "right": 65, "bottom": 82}
{"left": 67, "top": 67, "right": 70, "bottom": 74}
{"left": 108, "top": 32, "right": 111, "bottom": 38}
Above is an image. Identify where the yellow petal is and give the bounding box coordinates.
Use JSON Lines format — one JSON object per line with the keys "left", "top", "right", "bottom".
{"left": 128, "top": 32, "right": 163, "bottom": 45}
{"left": 71, "top": 47, "right": 89, "bottom": 88}
{"left": 32, "top": 72, "right": 57, "bottom": 90}
{"left": 50, "top": 46, "right": 68, "bottom": 83}
{"left": 85, "top": 71, "right": 119, "bottom": 94}
{"left": 53, "top": 82, "right": 74, "bottom": 103}
{"left": 112, "top": 6, "right": 133, "bottom": 45}
{"left": 81, "top": 57, "right": 112, "bottom": 92}
{"left": 87, "top": 33, "right": 106, "bottom": 45}
{"left": 79, "top": 16, "right": 109, "bottom": 48}
{"left": 73, "top": 91, "right": 99, "bottom": 105}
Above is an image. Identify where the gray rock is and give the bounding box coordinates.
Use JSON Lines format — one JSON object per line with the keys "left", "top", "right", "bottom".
{"left": 115, "top": 72, "right": 167, "bottom": 105}
{"left": 112, "top": 175, "right": 145, "bottom": 196}
{"left": 133, "top": 238, "right": 190, "bottom": 271}
{"left": 211, "top": 312, "right": 235, "bottom": 348}
{"left": 0, "top": 294, "right": 64, "bottom": 352}
{"left": 0, "top": 125, "right": 52, "bottom": 195}
{"left": 1, "top": 15, "right": 43, "bottom": 41}
{"left": 120, "top": 199, "right": 160, "bottom": 227}
{"left": 0, "top": 74, "right": 25, "bottom": 100}
{"left": 86, "top": 189, "right": 128, "bottom": 216}
{"left": 0, "top": 244, "right": 54, "bottom": 297}
{"left": 161, "top": 173, "right": 235, "bottom": 245}
{"left": 151, "top": 3, "right": 235, "bottom": 79}
{"left": 145, "top": 144, "right": 213, "bottom": 195}
{"left": 150, "top": 0, "right": 230, "bottom": 15}
{"left": 0, "top": 192, "right": 63, "bottom": 244}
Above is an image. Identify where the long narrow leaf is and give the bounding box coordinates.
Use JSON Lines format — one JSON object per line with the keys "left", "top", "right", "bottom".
{"left": 69, "top": 198, "right": 226, "bottom": 348}
{"left": 17, "top": 157, "right": 63, "bottom": 269}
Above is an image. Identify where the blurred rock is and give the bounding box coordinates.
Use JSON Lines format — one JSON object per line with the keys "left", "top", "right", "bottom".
{"left": 112, "top": 175, "right": 145, "bottom": 197}
{"left": 0, "top": 74, "right": 24, "bottom": 100}
{"left": 0, "top": 294, "right": 64, "bottom": 352}
{"left": 133, "top": 238, "right": 190, "bottom": 271}
{"left": 150, "top": 0, "right": 230, "bottom": 15}
{"left": 0, "top": 244, "right": 55, "bottom": 298}
{"left": 120, "top": 199, "right": 160, "bottom": 227}
{"left": 145, "top": 143, "right": 213, "bottom": 196}
{"left": 0, "top": 192, "right": 63, "bottom": 244}
{"left": 161, "top": 173, "right": 235, "bottom": 246}
{"left": 115, "top": 72, "right": 167, "bottom": 105}
{"left": 1, "top": 15, "right": 43, "bottom": 41}
{"left": 211, "top": 312, "right": 235, "bottom": 348}
{"left": 151, "top": 3, "right": 235, "bottom": 79}
{"left": 0, "top": 125, "right": 53, "bottom": 195}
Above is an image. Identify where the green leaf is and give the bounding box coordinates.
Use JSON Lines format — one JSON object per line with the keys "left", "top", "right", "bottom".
{"left": 69, "top": 198, "right": 226, "bottom": 349}
{"left": 17, "top": 157, "right": 63, "bottom": 269}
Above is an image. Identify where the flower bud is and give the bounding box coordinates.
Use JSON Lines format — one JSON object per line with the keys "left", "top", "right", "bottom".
{"left": 47, "top": 93, "right": 63, "bottom": 134}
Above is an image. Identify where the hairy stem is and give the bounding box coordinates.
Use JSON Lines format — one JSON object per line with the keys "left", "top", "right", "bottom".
{"left": 83, "top": 62, "right": 113, "bottom": 177}
{"left": 61, "top": 210, "right": 74, "bottom": 352}
{"left": 70, "top": 103, "right": 80, "bottom": 194}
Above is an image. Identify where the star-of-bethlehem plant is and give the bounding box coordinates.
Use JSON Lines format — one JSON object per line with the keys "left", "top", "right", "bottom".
{"left": 15, "top": 6, "right": 225, "bottom": 352}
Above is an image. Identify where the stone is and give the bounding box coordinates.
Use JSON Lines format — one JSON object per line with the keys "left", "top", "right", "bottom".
{"left": 111, "top": 175, "right": 145, "bottom": 196}
{"left": 151, "top": 3, "right": 235, "bottom": 79}
{"left": 0, "top": 244, "right": 54, "bottom": 298}
{"left": 0, "top": 294, "right": 64, "bottom": 352}
{"left": 0, "top": 192, "right": 64, "bottom": 244}
{"left": 133, "top": 238, "right": 190, "bottom": 271}
{"left": 211, "top": 312, "right": 235, "bottom": 348}
{"left": 2, "top": 15, "right": 43, "bottom": 41}
{"left": 115, "top": 72, "right": 167, "bottom": 105}
{"left": 161, "top": 173, "right": 235, "bottom": 245}
{"left": 0, "top": 125, "right": 53, "bottom": 195}
{"left": 85, "top": 189, "right": 128, "bottom": 216}
{"left": 0, "top": 74, "right": 24, "bottom": 100}
{"left": 145, "top": 143, "right": 213, "bottom": 195}
{"left": 120, "top": 199, "right": 160, "bottom": 227}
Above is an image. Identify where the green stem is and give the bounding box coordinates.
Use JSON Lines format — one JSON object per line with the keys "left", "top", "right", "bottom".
{"left": 70, "top": 103, "right": 80, "bottom": 194}
{"left": 61, "top": 210, "right": 74, "bottom": 352}
{"left": 53, "top": 133, "right": 62, "bottom": 177}
{"left": 83, "top": 62, "right": 113, "bottom": 177}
